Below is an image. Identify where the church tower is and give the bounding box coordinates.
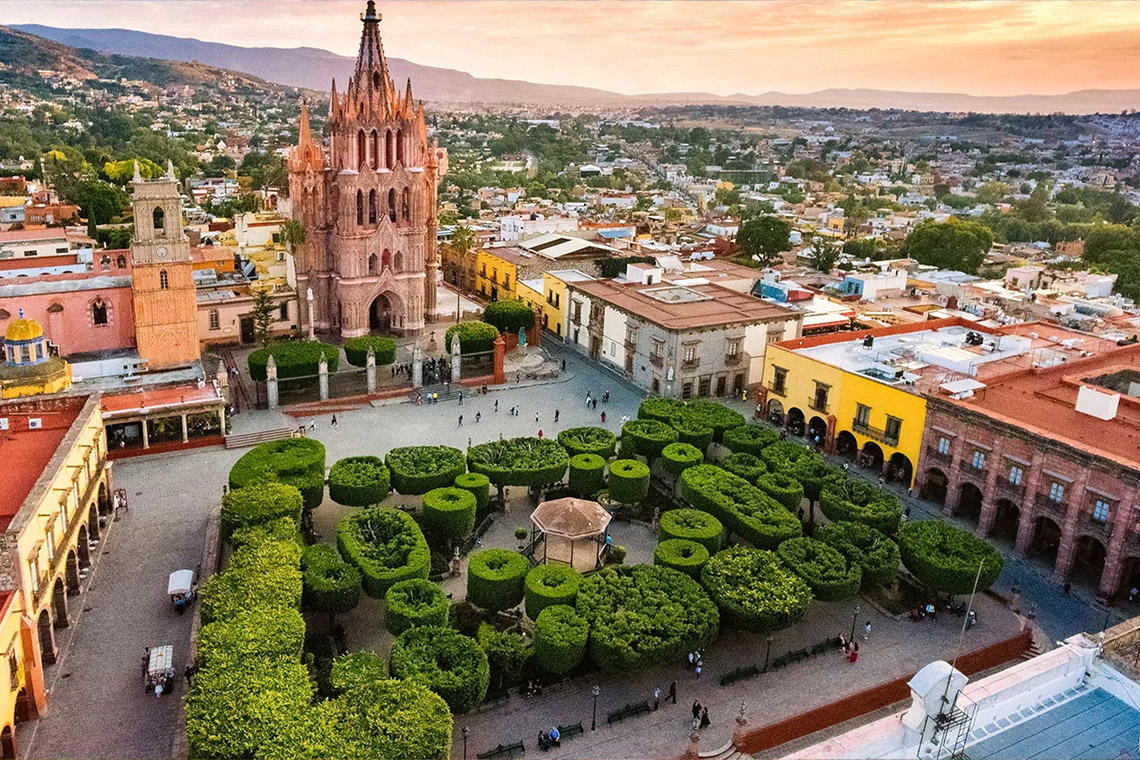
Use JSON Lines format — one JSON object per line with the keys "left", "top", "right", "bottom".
{"left": 288, "top": 0, "right": 442, "bottom": 338}
{"left": 129, "top": 162, "right": 200, "bottom": 368}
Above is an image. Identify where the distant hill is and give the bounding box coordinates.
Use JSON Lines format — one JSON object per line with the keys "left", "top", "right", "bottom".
{"left": 12, "top": 24, "right": 1140, "bottom": 113}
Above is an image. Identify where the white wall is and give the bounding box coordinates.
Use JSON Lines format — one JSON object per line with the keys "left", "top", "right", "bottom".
{"left": 601, "top": 306, "right": 627, "bottom": 367}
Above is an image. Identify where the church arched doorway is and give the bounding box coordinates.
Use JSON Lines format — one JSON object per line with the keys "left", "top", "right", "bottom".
{"left": 369, "top": 293, "right": 401, "bottom": 333}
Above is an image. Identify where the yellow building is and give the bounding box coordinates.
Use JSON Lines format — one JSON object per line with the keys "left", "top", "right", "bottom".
{"left": 541, "top": 269, "right": 596, "bottom": 338}
{"left": 475, "top": 247, "right": 520, "bottom": 302}
{"left": 474, "top": 235, "right": 620, "bottom": 304}
{"left": 516, "top": 278, "right": 544, "bottom": 328}
{"left": 0, "top": 315, "right": 71, "bottom": 400}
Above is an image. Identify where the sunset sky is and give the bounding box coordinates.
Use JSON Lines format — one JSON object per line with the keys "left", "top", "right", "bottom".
{"left": 4, "top": 1, "right": 1140, "bottom": 96}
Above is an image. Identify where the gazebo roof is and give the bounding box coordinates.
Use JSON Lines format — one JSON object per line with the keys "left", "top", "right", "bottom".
{"left": 530, "top": 497, "right": 611, "bottom": 541}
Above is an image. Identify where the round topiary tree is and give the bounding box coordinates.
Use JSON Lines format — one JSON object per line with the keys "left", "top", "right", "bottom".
{"left": 621, "top": 419, "right": 679, "bottom": 462}
{"left": 220, "top": 482, "right": 304, "bottom": 537}
{"left": 701, "top": 546, "right": 813, "bottom": 632}
{"left": 454, "top": 472, "right": 491, "bottom": 511}
{"left": 196, "top": 607, "right": 306, "bottom": 671}
{"left": 718, "top": 452, "right": 768, "bottom": 482}
{"left": 467, "top": 549, "right": 529, "bottom": 612}
{"left": 672, "top": 401, "right": 745, "bottom": 443}
{"left": 557, "top": 426, "right": 617, "bottom": 458}
{"left": 722, "top": 424, "right": 779, "bottom": 457}
{"left": 385, "top": 578, "right": 450, "bottom": 634}
{"left": 337, "top": 507, "right": 430, "bottom": 597}
{"left": 659, "top": 508, "right": 724, "bottom": 553}
{"left": 389, "top": 626, "right": 490, "bottom": 713}
{"left": 301, "top": 543, "right": 362, "bottom": 618}
{"left": 576, "top": 564, "right": 718, "bottom": 670}
{"left": 899, "top": 520, "right": 1003, "bottom": 596}
{"left": 776, "top": 537, "right": 862, "bottom": 601}
{"left": 482, "top": 299, "right": 536, "bottom": 335}
{"left": 819, "top": 478, "right": 904, "bottom": 535}
{"left": 756, "top": 471, "right": 805, "bottom": 512}
{"left": 228, "top": 438, "right": 326, "bottom": 510}
{"left": 343, "top": 336, "right": 397, "bottom": 367}
{"left": 661, "top": 442, "right": 704, "bottom": 476}
{"left": 328, "top": 456, "right": 391, "bottom": 507}
{"left": 816, "top": 521, "right": 900, "bottom": 590}
{"left": 638, "top": 397, "right": 686, "bottom": 423}
{"left": 445, "top": 321, "right": 499, "bottom": 354}
{"left": 609, "top": 459, "right": 650, "bottom": 505}
{"left": 385, "top": 446, "right": 467, "bottom": 495}
{"left": 524, "top": 563, "right": 583, "bottom": 620}
{"left": 422, "top": 487, "right": 477, "bottom": 541}
{"left": 668, "top": 415, "right": 714, "bottom": 452}
{"left": 328, "top": 650, "right": 389, "bottom": 693}
{"left": 533, "top": 604, "right": 588, "bottom": 676}
{"left": 678, "top": 464, "right": 801, "bottom": 550}
{"left": 248, "top": 340, "right": 340, "bottom": 381}
{"left": 654, "top": 538, "right": 710, "bottom": 579}
{"left": 568, "top": 453, "right": 606, "bottom": 497}
{"left": 467, "top": 437, "right": 569, "bottom": 505}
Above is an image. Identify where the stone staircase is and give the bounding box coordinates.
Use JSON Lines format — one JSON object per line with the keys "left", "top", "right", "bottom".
{"left": 224, "top": 428, "right": 297, "bottom": 449}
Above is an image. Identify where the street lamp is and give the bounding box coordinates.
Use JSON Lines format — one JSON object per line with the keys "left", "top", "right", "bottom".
{"left": 461, "top": 726, "right": 469, "bottom": 760}
{"left": 850, "top": 605, "right": 861, "bottom": 643}
{"left": 591, "top": 685, "right": 600, "bottom": 731}
{"left": 763, "top": 634, "right": 773, "bottom": 673}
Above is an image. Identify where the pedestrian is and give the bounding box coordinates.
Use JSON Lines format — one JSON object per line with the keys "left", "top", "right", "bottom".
{"left": 331, "top": 414, "right": 337, "bottom": 427}
{"left": 554, "top": 409, "right": 560, "bottom": 423}
{"left": 535, "top": 411, "right": 540, "bottom": 423}
{"left": 864, "top": 621, "right": 871, "bottom": 641}
{"left": 585, "top": 393, "right": 592, "bottom": 407}
{"left": 848, "top": 641, "right": 859, "bottom": 663}
{"left": 468, "top": 437, "right": 472, "bottom": 448}
{"left": 621, "top": 414, "right": 629, "bottom": 425}
{"left": 475, "top": 412, "right": 481, "bottom": 423}
{"left": 1063, "top": 580, "right": 1071, "bottom": 596}
{"left": 561, "top": 359, "right": 566, "bottom": 371}
{"left": 494, "top": 399, "right": 499, "bottom": 412}
{"left": 692, "top": 700, "right": 701, "bottom": 721}
{"left": 601, "top": 411, "right": 606, "bottom": 423}
{"left": 603, "top": 391, "right": 610, "bottom": 403}
{"left": 687, "top": 651, "right": 695, "bottom": 668}
{"left": 838, "top": 633, "right": 848, "bottom": 653}
{"left": 1131, "top": 587, "right": 1138, "bottom": 603}
{"left": 695, "top": 663, "right": 702, "bottom": 680}
{"left": 459, "top": 391, "right": 464, "bottom": 405}
{"left": 653, "top": 686, "right": 661, "bottom": 711}
{"left": 700, "top": 707, "right": 710, "bottom": 729}
{"left": 668, "top": 680, "right": 677, "bottom": 704}
{"left": 308, "top": 418, "right": 316, "bottom": 431}
{"left": 458, "top": 415, "right": 463, "bottom": 427}
{"left": 185, "top": 664, "right": 194, "bottom": 685}
{"left": 538, "top": 429, "right": 544, "bottom": 438}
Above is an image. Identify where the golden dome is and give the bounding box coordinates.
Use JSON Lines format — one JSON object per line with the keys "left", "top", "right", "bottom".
{"left": 5, "top": 317, "right": 44, "bottom": 343}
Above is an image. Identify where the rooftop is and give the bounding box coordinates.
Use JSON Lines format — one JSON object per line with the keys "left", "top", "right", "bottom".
{"left": 101, "top": 381, "right": 223, "bottom": 418}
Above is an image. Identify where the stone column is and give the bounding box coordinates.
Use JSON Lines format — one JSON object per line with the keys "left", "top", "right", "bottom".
{"left": 493, "top": 335, "right": 506, "bottom": 385}
{"left": 318, "top": 354, "right": 329, "bottom": 402}
{"left": 218, "top": 408, "right": 227, "bottom": 435}
{"left": 732, "top": 702, "right": 749, "bottom": 747}
{"left": 451, "top": 335, "right": 462, "bottom": 384}
{"left": 942, "top": 433, "right": 969, "bottom": 515}
{"left": 1054, "top": 468, "right": 1092, "bottom": 584}
{"left": 1100, "top": 485, "right": 1137, "bottom": 598}
{"left": 180, "top": 414, "right": 189, "bottom": 443}
{"left": 216, "top": 360, "right": 230, "bottom": 402}
{"left": 977, "top": 438, "right": 1006, "bottom": 537}
{"left": 1015, "top": 452, "right": 1046, "bottom": 555}
{"left": 266, "top": 355, "right": 279, "bottom": 410}
{"left": 365, "top": 347, "right": 377, "bottom": 394}
{"left": 412, "top": 346, "right": 424, "bottom": 389}
{"left": 141, "top": 419, "right": 150, "bottom": 449}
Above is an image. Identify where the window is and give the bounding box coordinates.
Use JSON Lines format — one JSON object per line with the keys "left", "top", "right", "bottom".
{"left": 356, "top": 191, "right": 364, "bottom": 226}
{"left": 368, "top": 189, "right": 377, "bottom": 224}
{"left": 937, "top": 437, "right": 951, "bottom": 455}
{"left": 652, "top": 340, "right": 664, "bottom": 358}
{"left": 159, "top": 269, "right": 169, "bottom": 290}
{"left": 971, "top": 450, "right": 986, "bottom": 470}
{"left": 772, "top": 367, "right": 787, "bottom": 395}
{"left": 855, "top": 403, "right": 871, "bottom": 426}
{"left": 152, "top": 206, "right": 165, "bottom": 236}
{"left": 28, "top": 557, "right": 38, "bottom": 596}
{"left": 609, "top": 341, "right": 617, "bottom": 356}
{"left": 45, "top": 528, "right": 55, "bottom": 561}
{"left": 279, "top": 302, "right": 288, "bottom": 321}
{"left": 503, "top": 274, "right": 511, "bottom": 290}
{"left": 543, "top": 313, "right": 549, "bottom": 328}
{"left": 1009, "top": 465, "right": 1023, "bottom": 486}
{"left": 1093, "top": 499, "right": 1111, "bottom": 524}
{"left": 1049, "top": 482, "right": 1065, "bottom": 503}
{"left": 813, "top": 382, "right": 829, "bottom": 411}
{"left": 572, "top": 302, "right": 583, "bottom": 322}
{"left": 388, "top": 189, "right": 397, "bottom": 222}
{"left": 116, "top": 255, "right": 126, "bottom": 269}
{"left": 727, "top": 339, "right": 741, "bottom": 357}
{"left": 208, "top": 309, "right": 220, "bottom": 331}
{"left": 55, "top": 246, "right": 68, "bottom": 254}
{"left": 92, "top": 299, "right": 108, "bottom": 326}
{"left": 683, "top": 345, "right": 697, "bottom": 363}
{"left": 884, "top": 416, "right": 902, "bottom": 442}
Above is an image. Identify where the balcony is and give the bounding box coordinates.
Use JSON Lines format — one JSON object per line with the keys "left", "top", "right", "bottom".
{"left": 682, "top": 357, "right": 700, "bottom": 370}
{"left": 650, "top": 355, "right": 664, "bottom": 368}
{"left": 958, "top": 460, "right": 985, "bottom": 480}
{"left": 925, "top": 445, "right": 953, "bottom": 464}
{"left": 724, "top": 353, "right": 743, "bottom": 367}
{"left": 994, "top": 478, "right": 1027, "bottom": 503}
{"left": 1034, "top": 492, "right": 1068, "bottom": 521}
{"left": 809, "top": 397, "right": 829, "bottom": 413}
{"left": 1076, "top": 511, "right": 1113, "bottom": 540}
{"left": 852, "top": 418, "right": 899, "bottom": 447}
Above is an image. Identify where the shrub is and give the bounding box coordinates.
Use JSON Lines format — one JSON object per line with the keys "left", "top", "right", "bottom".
{"left": 385, "top": 578, "right": 450, "bottom": 634}
{"left": 659, "top": 508, "right": 724, "bottom": 553}
{"left": 678, "top": 465, "right": 801, "bottom": 549}
{"left": 638, "top": 397, "right": 686, "bottom": 423}
{"left": 668, "top": 415, "right": 714, "bottom": 451}
{"left": 328, "top": 456, "right": 390, "bottom": 507}
{"left": 795, "top": 457, "right": 846, "bottom": 504}
{"left": 723, "top": 424, "right": 779, "bottom": 456}
{"left": 343, "top": 335, "right": 397, "bottom": 367}
{"left": 301, "top": 543, "right": 362, "bottom": 615}
{"left": 467, "top": 549, "right": 529, "bottom": 612}
{"left": 386, "top": 446, "right": 467, "bottom": 495}
{"left": 609, "top": 459, "right": 650, "bottom": 504}
{"left": 454, "top": 472, "right": 491, "bottom": 511}
{"left": 467, "top": 438, "right": 570, "bottom": 501}
{"left": 478, "top": 625, "right": 530, "bottom": 691}
{"left": 759, "top": 440, "right": 816, "bottom": 473}
{"left": 816, "top": 521, "right": 900, "bottom": 589}
{"left": 524, "top": 564, "right": 582, "bottom": 620}
{"left": 608, "top": 545, "right": 627, "bottom": 564}
{"left": 568, "top": 453, "right": 606, "bottom": 497}
{"left": 557, "top": 426, "right": 617, "bottom": 458}
{"left": 228, "top": 438, "right": 326, "bottom": 510}
{"left": 621, "top": 419, "right": 679, "bottom": 461}
{"left": 220, "top": 482, "right": 303, "bottom": 537}
{"left": 899, "top": 521, "right": 1004, "bottom": 595}
{"left": 422, "top": 487, "right": 477, "bottom": 539}
{"left": 701, "top": 546, "right": 812, "bottom": 633}
{"left": 776, "top": 537, "right": 862, "bottom": 601}
{"left": 248, "top": 340, "right": 339, "bottom": 382}
{"left": 576, "top": 565, "right": 718, "bottom": 670}
{"left": 482, "top": 299, "right": 535, "bottom": 334}
{"left": 230, "top": 517, "right": 301, "bottom": 552}
{"left": 200, "top": 537, "right": 302, "bottom": 625}
{"left": 533, "top": 605, "right": 588, "bottom": 675}
{"left": 718, "top": 452, "right": 767, "bottom": 482}
{"left": 445, "top": 321, "right": 499, "bottom": 354}
{"left": 756, "top": 471, "right": 805, "bottom": 512}
{"left": 673, "top": 401, "right": 746, "bottom": 443}
{"left": 819, "top": 478, "right": 904, "bottom": 535}
{"left": 654, "top": 539, "right": 710, "bottom": 579}
{"left": 328, "top": 650, "right": 388, "bottom": 693}
{"left": 197, "top": 607, "right": 305, "bottom": 671}
{"left": 389, "top": 626, "right": 490, "bottom": 713}
{"left": 336, "top": 507, "right": 430, "bottom": 597}
{"left": 661, "top": 442, "right": 704, "bottom": 476}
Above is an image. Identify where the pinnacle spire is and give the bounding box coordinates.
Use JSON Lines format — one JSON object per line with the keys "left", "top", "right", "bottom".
{"left": 166, "top": 159, "right": 176, "bottom": 180}
{"left": 298, "top": 101, "right": 312, "bottom": 147}
{"left": 355, "top": 0, "right": 388, "bottom": 79}
{"left": 133, "top": 160, "right": 142, "bottom": 182}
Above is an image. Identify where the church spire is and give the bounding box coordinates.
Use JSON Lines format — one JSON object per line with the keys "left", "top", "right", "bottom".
{"left": 298, "top": 101, "right": 312, "bottom": 148}
{"left": 355, "top": 1, "right": 389, "bottom": 80}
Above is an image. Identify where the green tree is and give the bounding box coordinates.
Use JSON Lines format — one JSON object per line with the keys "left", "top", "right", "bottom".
{"left": 736, "top": 215, "right": 792, "bottom": 266}
{"left": 900, "top": 218, "right": 994, "bottom": 274}
{"left": 974, "top": 181, "right": 1009, "bottom": 205}
{"left": 250, "top": 288, "right": 276, "bottom": 349}
{"left": 103, "top": 158, "right": 162, "bottom": 184}
{"left": 74, "top": 180, "right": 129, "bottom": 235}
{"left": 808, "top": 238, "right": 840, "bottom": 273}
{"left": 279, "top": 219, "right": 306, "bottom": 260}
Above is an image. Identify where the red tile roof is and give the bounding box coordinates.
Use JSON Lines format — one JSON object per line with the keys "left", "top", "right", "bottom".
{"left": 101, "top": 383, "right": 222, "bottom": 417}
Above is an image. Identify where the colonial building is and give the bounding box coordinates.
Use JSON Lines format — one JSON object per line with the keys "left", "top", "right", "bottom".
{"left": 288, "top": 0, "right": 441, "bottom": 337}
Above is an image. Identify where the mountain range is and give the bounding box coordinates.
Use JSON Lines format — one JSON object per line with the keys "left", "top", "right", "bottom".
{"left": 13, "top": 24, "right": 1140, "bottom": 114}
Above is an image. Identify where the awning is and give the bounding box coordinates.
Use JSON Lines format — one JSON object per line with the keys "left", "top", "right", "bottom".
{"left": 940, "top": 378, "right": 986, "bottom": 394}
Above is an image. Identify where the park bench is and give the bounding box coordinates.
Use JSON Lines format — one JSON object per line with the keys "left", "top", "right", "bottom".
{"left": 606, "top": 700, "right": 651, "bottom": 725}
{"left": 810, "top": 641, "right": 829, "bottom": 656}
{"left": 477, "top": 741, "right": 525, "bottom": 760}
{"left": 791, "top": 648, "right": 810, "bottom": 663}
{"left": 719, "top": 664, "right": 760, "bottom": 686}
{"left": 556, "top": 722, "right": 584, "bottom": 742}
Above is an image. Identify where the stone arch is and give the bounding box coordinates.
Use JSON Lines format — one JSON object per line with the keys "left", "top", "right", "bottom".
{"left": 65, "top": 551, "right": 80, "bottom": 594}
{"left": 989, "top": 499, "right": 1020, "bottom": 545}
{"left": 1029, "top": 516, "right": 1062, "bottom": 566}
{"left": 836, "top": 430, "right": 858, "bottom": 459}
{"left": 116, "top": 254, "right": 126, "bottom": 269}
{"left": 0, "top": 724, "right": 13, "bottom": 759}
{"left": 152, "top": 206, "right": 165, "bottom": 236}
{"left": 785, "top": 407, "right": 805, "bottom": 436}
{"left": 368, "top": 252, "right": 379, "bottom": 276}
{"left": 955, "top": 481, "right": 983, "bottom": 522}
{"left": 92, "top": 298, "right": 109, "bottom": 326}
{"left": 766, "top": 399, "right": 784, "bottom": 425}
{"left": 396, "top": 129, "right": 405, "bottom": 165}
{"left": 921, "top": 467, "right": 948, "bottom": 504}
{"left": 37, "top": 610, "right": 54, "bottom": 665}
{"left": 807, "top": 415, "right": 827, "bottom": 445}
{"left": 887, "top": 452, "right": 913, "bottom": 485}
{"left": 14, "top": 687, "right": 32, "bottom": 723}
{"left": 1116, "top": 556, "right": 1140, "bottom": 601}
{"left": 97, "top": 482, "right": 109, "bottom": 515}
{"left": 368, "top": 189, "right": 377, "bottom": 224}
{"left": 370, "top": 129, "right": 379, "bottom": 169}
{"left": 77, "top": 524, "right": 90, "bottom": 567}
{"left": 357, "top": 129, "right": 367, "bottom": 167}
{"left": 369, "top": 291, "right": 404, "bottom": 333}
{"left": 382, "top": 249, "right": 392, "bottom": 271}
{"left": 386, "top": 129, "right": 395, "bottom": 168}
{"left": 387, "top": 189, "right": 397, "bottom": 222}
{"left": 1071, "top": 534, "right": 1108, "bottom": 590}
{"left": 860, "top": 441, "right": 884, "bottom": 472}
{"left": 393, "top": 251, "right": 404, "bottom": 272}
{"left": 401, "top": 186, "right": 410, "bottom": 221}
{"left": 356, "top": 190, "right": 364, "bottom": 226}
{"left": 51, "top": 577, "right": 68, "bottom": 628}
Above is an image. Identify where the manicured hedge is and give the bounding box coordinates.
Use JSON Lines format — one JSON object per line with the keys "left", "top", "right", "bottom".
{"left": 701, "top": 546, "right": 812, "bottom": 633}
{"left": 422, "top": 487, "right": 477, "bottom": 540}
{"left": 819, "top": 478, "right": 904, "bottom": 535}
{"left": 568, "top": 453, "right": 606, "bottom": 497}
{"left": 533, "top": 605, "right": 588, "bottom": 675}
{"left": 220, "top": 482, "right": 304, "bottom": 537}
{"left": 524, "top": 563, "right": 583, "bottom": 620}
{"left": 659, "top": 508, "right": 724, "bottom": 553}
{"left": 654, "top": 538, "right": 710, "bottom": 579}
{"left": 794, "top": 457, "right": 846, "bottom": 505}
{"left": 336, "top": 507, "right": 430, "bottom": 597}
{"left": 609, "top": 459, "right": 650, "bottom": 504}
{"left": 389, "top": 626, "right": 490, "bottom": 713}
{"left": 454, "top": 472, "right": 491, "bottom": 511}
{"left": 228, "top": 438, "right": 326, "bottom": 510}
{"left": 668, "top": 415, "right": 714, "bottom": 451}
{"left": 576, "top": 564, "right": 719, "bottom": 670}
{"left": 776, "top": 537, "right": 862, "bottom": 601}
{"left": 662, "top": 442, "right": 704, "bottom": 476}
{"left": 467, "top": 437, "right": 570, "bottom": 492}
{"left": 678, "top": 465, "right": 801, "bottom": 550}
{"left": 230, "top": 517, "right": 302, "bottom": 552}
{"left": 301, "top": 543, "right": 362, "bottom": 615}
{"left": 899, "top": 520, "right": 1004, "bottom": 595}
{"left": 327, "top": 456, "right": 390, "bottom": 507}
{"left": 722, "top": 424, "right": 779, "bottom": 457}
{"left": 718, "top": 452, "right": 767, "bottom": 482}
{"left": 816, "top": 521, "right": 900, "bottom": 590}
{"left": 638, "top": 397, "right": 686, "bottom": 423}
{"left": 328, "top": 650, "right": 388, "bottom": 694}
{"left": 557, "top": 426, "right": 617, "bottom": 458}
{"left": 197, "top": 607, "right": 305, "bottom": 671}
{"left": 200, "top": 536, "right": 303, "bottom": 625}
{"left": 467, "top": 549, "right": 529, "bottom": 612}
{"left": 385, "top": 578, "right": 450, "bottom": 634}
{"left": 445, "top": 321, "right": 499, "bottom": 354}
{"left": 673, "top": 401, "right": 746, "bottom": 443}
{"left": 621, "top": 419, "right": 679, "bottom": 461}
{"left": 482, "top": 299, "right": 535, "bottom": 334}
{"left": 759, "top": 440, "right": 816, "bottom": 473}
{"left": 343, "top": 335, "right": 397, "bottom": 367}
{"left": 386, "top": 446, "right": 467, "bottom": 495}
{"left": 248, "top": 340, "right": 339, "bottom": 382}
{"left": 756, "top": 471, "right": 805, "bottom": 512}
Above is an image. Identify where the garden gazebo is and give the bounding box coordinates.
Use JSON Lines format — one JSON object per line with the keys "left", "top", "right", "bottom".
{"left": 530, "top": 497, "right": 612, "bottom": 572}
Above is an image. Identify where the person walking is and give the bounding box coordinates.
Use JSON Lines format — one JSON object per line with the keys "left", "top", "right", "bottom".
{"left": 692, "top": 700, "right": 701, "bottom": 721}
{"left": 535, "top": 411, "right": 540, "bottom": 423}
{"left": 1063, "top": 580, "right": 1072, "bottom": 595}
{"left": 601, "top": 411, "right": 606, "bottom": 423}
{"left": 699, "top": 706, "right": 710, "bottom": 729}
{"left": 561, "top": 358, "right": 566, "bottom": 371}
{"left": 586, "top": 392, "right": 592, "bottom": 407}
{"left": 475, "top": 412, "right": 481, "bottom": 423}
{"left": 458, "top": 415, "right": 463, "bottom": 427}
{"left": 653, "top": 686, "right": 661, "bottom": 711}
{"left": 459, "top": 391, "right": 464, "bottom": 405}
{"left": 554, "top": 409, "right": 560, "bottom": 423}
{"left": 848, "top": 641, "right": 859, "bottom": 663}
{"left": 668, "top": 680, "right": 677, "bottom": 704}
{"left": 308, "top": 418, "right": 316, "bottom": 431}
{"left": 538, "top": 429, "right": 544, "bottom": 439}
{"left": 694, "top": 662, "right": 702, "bottom": 680}
{"left": 331, "top": 414, "right": 338, "bottom": 428}
{"left": 864, "top": 621, "right": 871, "bottom": 641}
{"left": 494, "top": 399, "right": 499, "bottom": 412}
{"left": 687, "top": 652, "right": 695, "bottom": 669}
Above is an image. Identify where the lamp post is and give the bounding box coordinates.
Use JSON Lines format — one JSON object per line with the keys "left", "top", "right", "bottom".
{"left": 461, "top": 726, "right": 469, "bottom": 760}
{"left": 763, "top": 634, "right": 773, "bottom": 673}
{"left": 591, "top": 685, "right": 600, "bottom": 731}
{"left": 850, "top": 605, "right": 861, "bottom": 643}
{"left": 306, "top": 286, "right": 315, "bottom": 341}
